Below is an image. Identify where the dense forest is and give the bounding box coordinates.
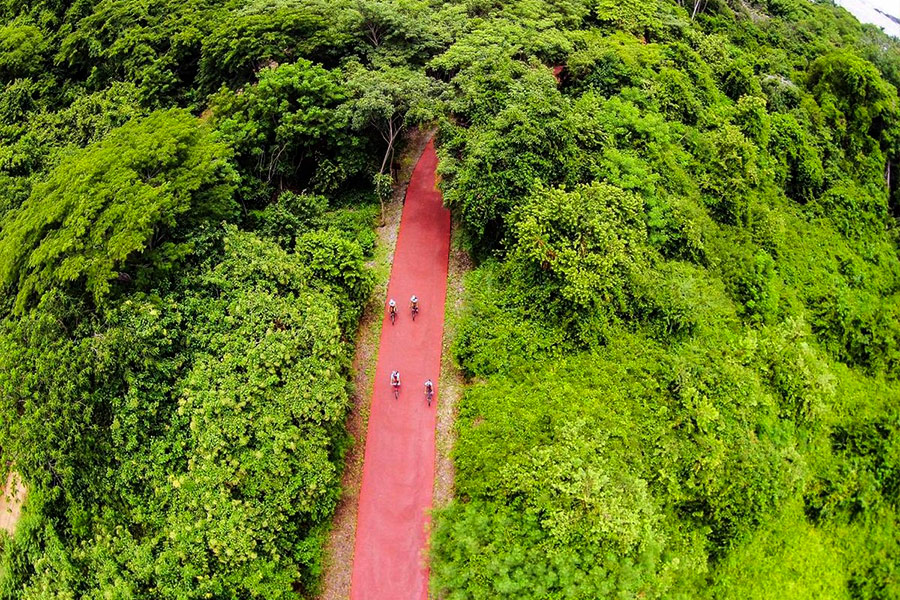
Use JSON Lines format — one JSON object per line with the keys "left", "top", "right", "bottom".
{"left": 0, "top": 0, "right": 898, "bottom": 598}
{"left": 429, "top": 1, "right": 900, "bottom": 598}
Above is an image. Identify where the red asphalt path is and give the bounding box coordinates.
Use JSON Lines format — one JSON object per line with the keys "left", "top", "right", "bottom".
{"left": 350, "top": 140, "right": 451, "bottom": 599}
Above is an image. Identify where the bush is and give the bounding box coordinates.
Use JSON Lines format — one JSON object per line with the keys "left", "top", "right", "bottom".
{"left": 508, "top": 181, "right": 651, "bottom": 343}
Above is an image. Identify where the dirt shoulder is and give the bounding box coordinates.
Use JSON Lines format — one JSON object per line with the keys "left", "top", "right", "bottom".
{"left": 432, "top": 224, "right": 471, "bottom": 510}
{"left": 0, "top": 471, "right": 26, "bottom": 537}
{"left": 318, "top": 128, "right": 435, "bottom": 600}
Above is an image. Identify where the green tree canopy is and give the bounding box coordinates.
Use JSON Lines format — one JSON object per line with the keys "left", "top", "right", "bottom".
{"left": 807, "top": 51, "right": 900, "bottom": 154}
{"left": 0, "top": 109, "right": 237, "bottom": 311}
{"left": 0, "top": 22, "right": 45, "bottom": 79}
{"left": 210, "top": 59, "right": 357, "bottom": 194}
{"left": 510, "top": 182, "right": 649, "bottom": 336}
{"left": 343, "top": 61, "right": 443, "bottom": 175}
{"left": 198, "top": 0, "right": 349, "bottom": 90}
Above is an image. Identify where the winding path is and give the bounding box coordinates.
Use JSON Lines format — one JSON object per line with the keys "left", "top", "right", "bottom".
{"left": 350, "top": 139, "right": 451, "bottom": 599}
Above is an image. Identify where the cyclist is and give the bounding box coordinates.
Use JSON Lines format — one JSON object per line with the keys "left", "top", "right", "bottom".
{"left": 388, "top": 298, "right": 397, "bottom": 322}
{"left": 390, "top": 370, "right": 401, "bottom": 397}
{"left": 410, "top": 295, "right": 419, "bottom": 320}
{"left": 424, "top": 379, "right": 434, "bottom": 405}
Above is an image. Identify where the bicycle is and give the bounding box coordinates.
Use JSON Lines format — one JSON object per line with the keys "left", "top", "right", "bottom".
{"left": 411, "top": 304, "right": 419, "bottom": 321}
{"left": 389, "top": 306, "right": 396, "bottom": 325}
{"left": 393, "top": 382, "right": 401, "bottom": 399}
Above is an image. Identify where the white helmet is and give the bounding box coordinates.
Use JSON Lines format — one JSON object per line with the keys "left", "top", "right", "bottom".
{"left": 411, "top": 295, "right": 418, "bottom": 302}
{"left": 389, "top": 299, "right": 396, "bottom": 307}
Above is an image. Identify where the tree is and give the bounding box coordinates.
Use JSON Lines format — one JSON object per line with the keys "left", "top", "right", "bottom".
{"left": 210, "top": 59, "right": 358, "bottom": 194}
{"left": 694, "top": 124, "right": 760, "bottom": 225}
{"left": 595, "top": 0, "right": 660, "bottom": 33}
{"left": 198, "top": 0, "right": 350, "bottom": 90}
{"left": 768, "top": 113, "right": 824, "bottom": 202}
{"left": 807, "top": 51, "right": 900, "bottom": 155}
{"left": 438, "top": 66, "right": 574, "bottom": 253}
{"left": 0, "top": 23, "right": 45, "bottom": 79}
{"left": 509, "top": 182, "right": 651, "bottom": 343}
{"left": 343, "top": 62, "right": 441, "bottom": 220}
{"left": 0, "top": 109, "right": 237, "bottom": 311}
{"left": 56, "top": 0, "right": 214, "bottom": 103}
{"left": 344, "top": 0, "right": 451, "bottom": 60}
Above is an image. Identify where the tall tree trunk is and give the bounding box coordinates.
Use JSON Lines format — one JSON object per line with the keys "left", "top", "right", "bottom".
{"left": 691, "top": 0, "right": 706, "bottom": 20}
{"left": 376, "top": 118, "right": 402, "bottom": 225}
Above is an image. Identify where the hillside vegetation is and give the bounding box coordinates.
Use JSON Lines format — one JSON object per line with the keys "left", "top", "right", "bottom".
{"left": 0, "top": 0, "right": 424, "bottom": 596}
{"left": 0, "top": 0, "right": 898, "bottom": 598}
{"left": 429, "top": 1, "right": 900, "bottom": 599}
